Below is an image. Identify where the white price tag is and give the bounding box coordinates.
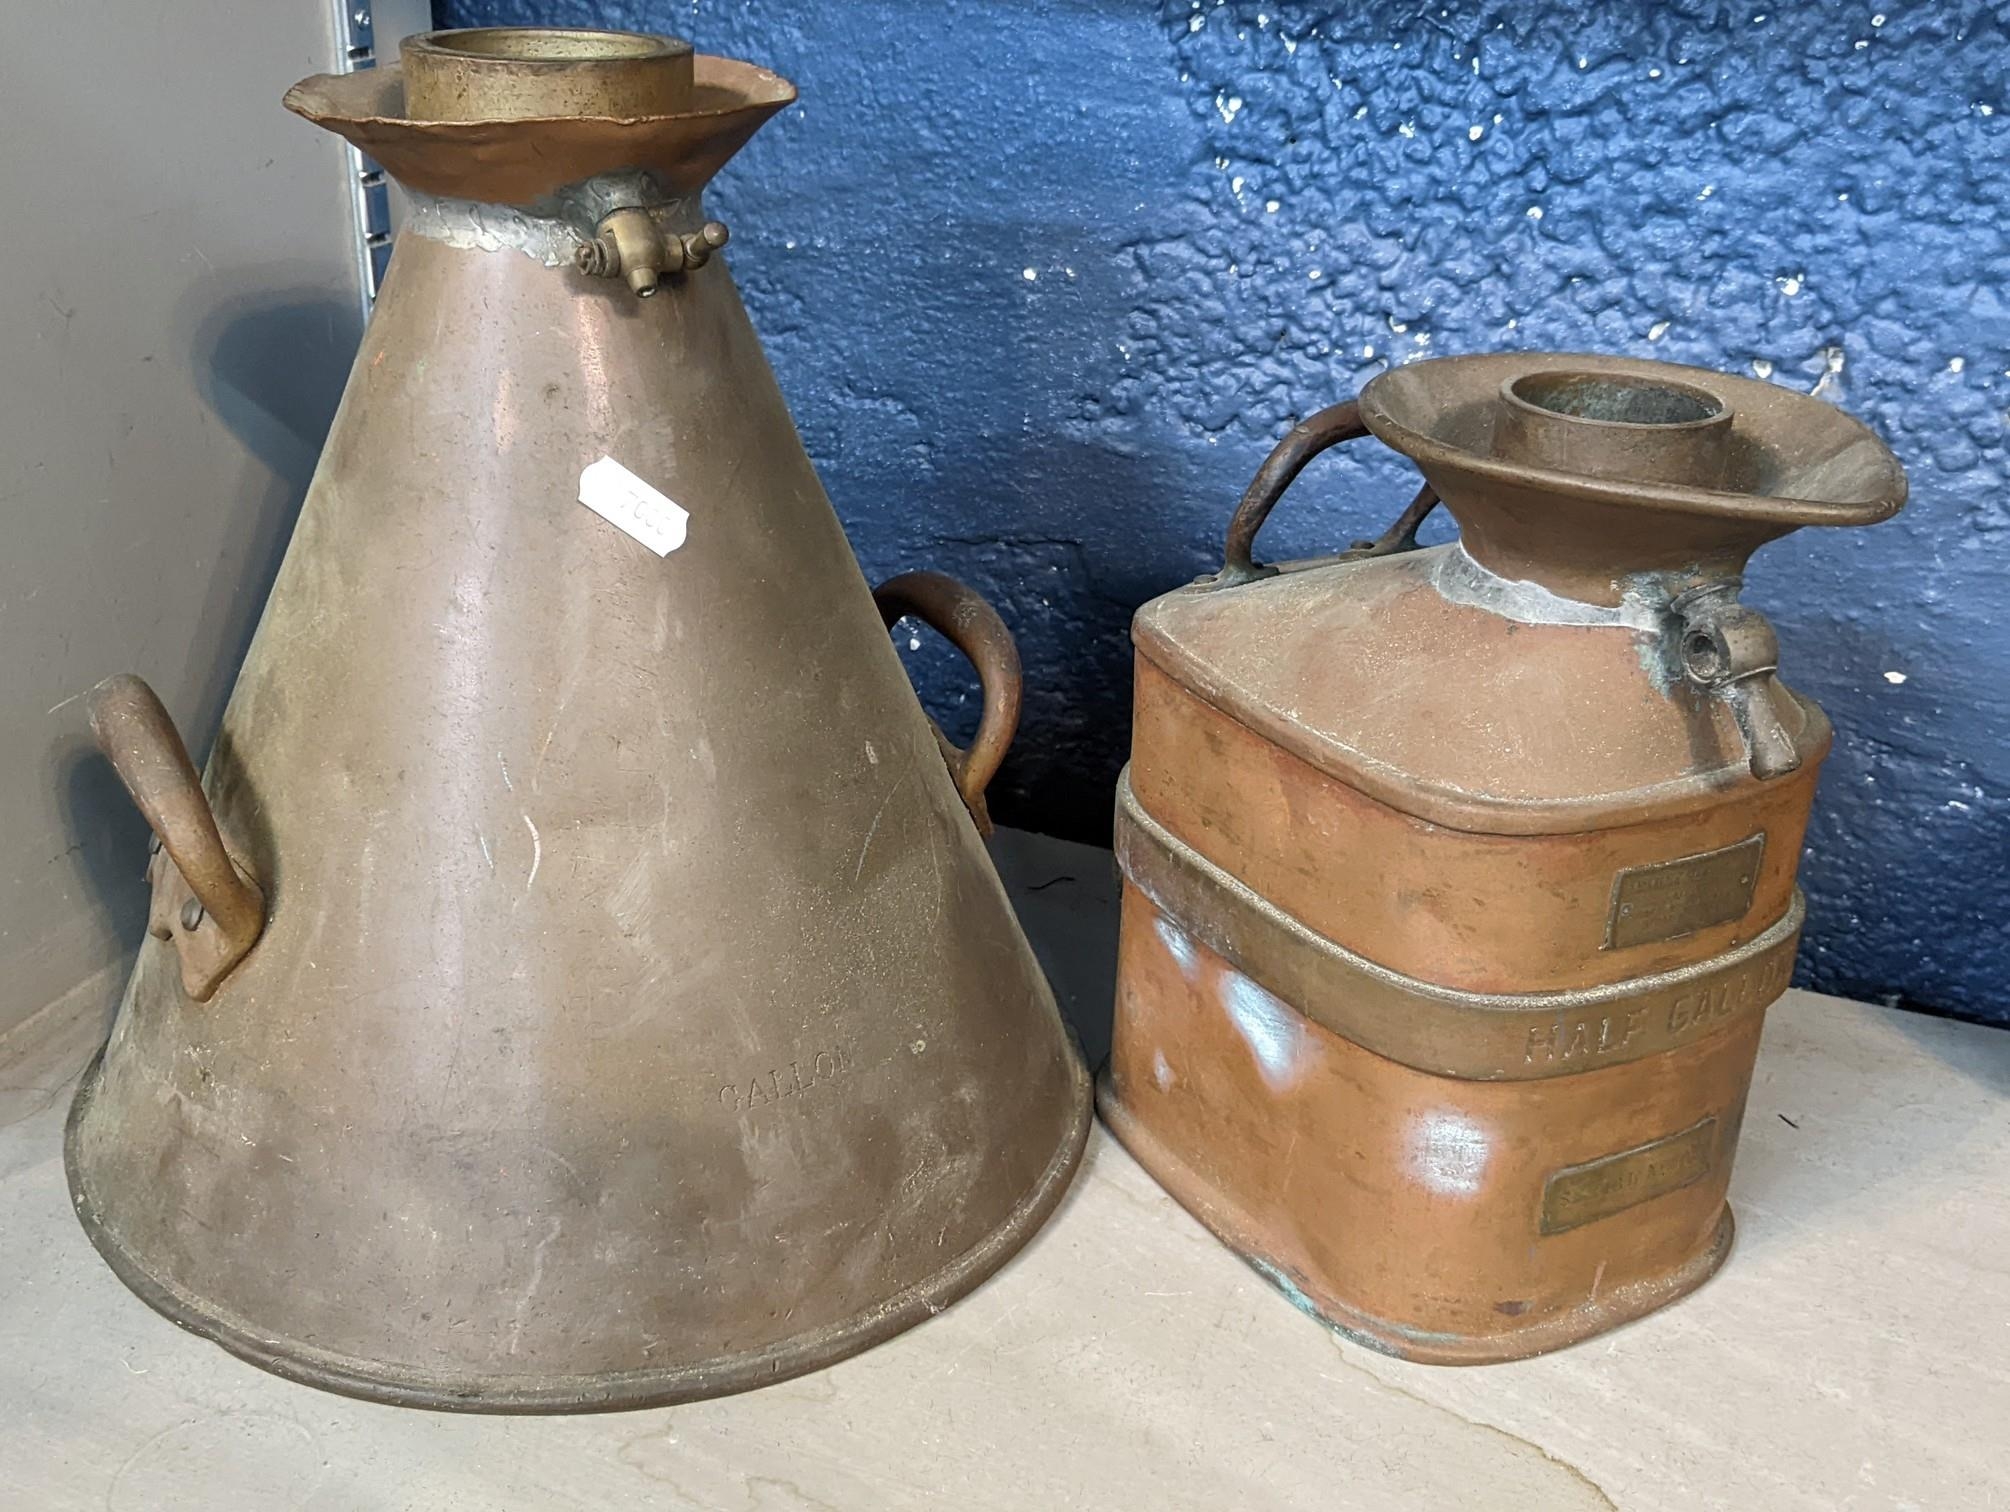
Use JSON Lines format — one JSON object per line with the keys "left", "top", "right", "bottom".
{"left": 578, "top": 456, "right": 690, "bottom": 557}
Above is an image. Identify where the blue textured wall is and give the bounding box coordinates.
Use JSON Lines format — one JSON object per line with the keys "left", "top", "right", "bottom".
{"left": 436, "top": 0, "right": 2009, "bottom": 1022}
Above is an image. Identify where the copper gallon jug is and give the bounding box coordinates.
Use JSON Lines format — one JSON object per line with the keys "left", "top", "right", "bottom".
{"left": 1101, "top": 353, "right": 1904, "bottom": 1363}
{"left": 67, "top": 28, "right": 1090, "bottom": 1411}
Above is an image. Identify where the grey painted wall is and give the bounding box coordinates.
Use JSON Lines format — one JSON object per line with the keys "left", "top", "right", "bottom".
{"left": 0, "top": 8, "right": 425, "bottom": 1040}
{"left": 439, "top": 0, "right": 2007, "bottom": 1022}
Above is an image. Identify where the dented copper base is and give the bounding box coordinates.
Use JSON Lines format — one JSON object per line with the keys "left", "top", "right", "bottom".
{"left": 1099, "top": 1082, "right": 1736, "bottom": 1366}
{"left": 70, "top": 1052, "right": 1089, "bottom": 1411}
{"left": 1100, "top": 865, "right": 1758, "bottom": 1364}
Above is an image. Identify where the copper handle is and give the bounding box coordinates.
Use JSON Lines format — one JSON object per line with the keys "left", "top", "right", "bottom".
{"left": 873, "top": 571, "right": 1023, "bottom": 836}
{"left": 1215, "top": 398, "right": 1439, "bottom": 588}
{"left": 88, "top": 674, "right": 266, "bottom": 999}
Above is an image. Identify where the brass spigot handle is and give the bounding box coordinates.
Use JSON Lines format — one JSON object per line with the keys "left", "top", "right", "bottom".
{"left": 88, "top": 674, "right": 266, "bottom": 999}
{"left": 873, "top": 571, "right": 1024, "bottom": 837}
{"left": 1214, "top": 398, "right": 1438, "bottom": 587}
{"left": 677, "top": 221, "right": 731, "bottom": 268}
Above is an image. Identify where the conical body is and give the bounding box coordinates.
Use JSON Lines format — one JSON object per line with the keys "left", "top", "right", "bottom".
{"left": 68, "top": 194, "right": 1088, "bottom": 1407}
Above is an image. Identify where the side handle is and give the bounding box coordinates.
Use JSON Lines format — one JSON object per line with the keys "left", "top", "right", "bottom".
{"left": 873, "top": 571, "right": 1023, "bottom": 836}
{"left": 1214, "top": 398, "right": 1440, "bottom": 587}
{"left": 88, "top": 675, "right": 265, "bottom": 1000}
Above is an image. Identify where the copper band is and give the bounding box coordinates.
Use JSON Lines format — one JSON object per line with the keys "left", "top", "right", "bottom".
{"left": 1116, "top": 769, "right": 1802, "bottom": 1082}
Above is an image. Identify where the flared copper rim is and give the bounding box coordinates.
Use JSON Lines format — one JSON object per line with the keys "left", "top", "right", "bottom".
{"left": 1360, "top": 352, "right": 1907, "bottom": 528}
{"left": 283, "top": 54, "right": 797, "bottom": 204}
{"left": 290, "top": 51, "right": 790, "bottom": 129}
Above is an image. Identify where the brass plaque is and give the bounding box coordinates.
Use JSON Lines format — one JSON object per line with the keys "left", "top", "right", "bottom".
{"left": 1605, "top": 834, "right": 1764, "bottom": 950}
{"left": 1541, "top": 1118, "right": 1718, "bottom": 1235}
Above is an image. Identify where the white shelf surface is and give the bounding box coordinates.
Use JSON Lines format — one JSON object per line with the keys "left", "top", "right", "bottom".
{"left": 3, "top": 830, "right": 2004, "bottom": 1510}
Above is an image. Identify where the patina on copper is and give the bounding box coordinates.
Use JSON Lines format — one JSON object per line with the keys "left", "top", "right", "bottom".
{"left": 66, "top": 29, "right": 1089, "bottom": 1413}
{"left": 1102, "top": 352, "right": 1903, "bottom": 1364}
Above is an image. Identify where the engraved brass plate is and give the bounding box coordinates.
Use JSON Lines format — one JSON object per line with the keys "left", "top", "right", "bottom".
{"left": 1541, "top": 1117, "right": 1718, "bottom": 1235}
{"left": 1605, "top": 834, "right": 1764, "bottom": 950}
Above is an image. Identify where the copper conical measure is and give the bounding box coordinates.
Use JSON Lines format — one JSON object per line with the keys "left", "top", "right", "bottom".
{"left": 66, "top": 29, "right": 1089, "bottom": 1412}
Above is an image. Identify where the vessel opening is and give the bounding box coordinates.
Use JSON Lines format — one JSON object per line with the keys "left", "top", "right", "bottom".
{"left": 399, "top": 26, "right": 697, "bottom": 124}
{"left": 1508, "top": 371, "right": 1725, "bottom": 428}
{"left": 422, "top": 28, "right": 682, "bottom": 63}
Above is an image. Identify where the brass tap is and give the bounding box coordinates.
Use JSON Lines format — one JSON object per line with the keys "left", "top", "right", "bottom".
{"left": 1671, "top": 582, "right": 1802, "bottom": 781}
{"left": 575, "top": 210, "right": 730, "bottom": 298}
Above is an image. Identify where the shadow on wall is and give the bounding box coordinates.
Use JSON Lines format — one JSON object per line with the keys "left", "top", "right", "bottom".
{"left": 57, "top": 744, "right": 153, "bottom": 988}
{"left": 180, "top": 283, "right": 355, "bottom": 729}
{"left": 66, "top": 281, "right": 353, "bottom": 959}
{"left": 887, "top": 433, "right": 1188, "bottom": 843}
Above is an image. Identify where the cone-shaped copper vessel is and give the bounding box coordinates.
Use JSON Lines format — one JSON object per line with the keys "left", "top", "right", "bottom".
{"left": 67, "top": 29, "right": 1089, "bottom": 1411}
{"left": 1102, "top": 353, "right": 1904, "bottom": 1363}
